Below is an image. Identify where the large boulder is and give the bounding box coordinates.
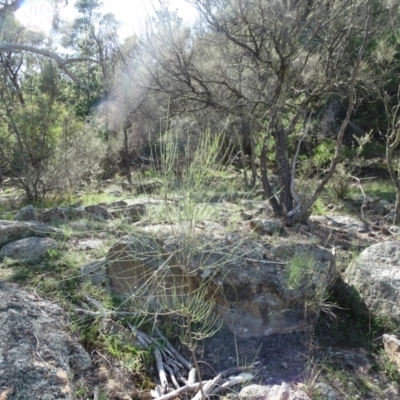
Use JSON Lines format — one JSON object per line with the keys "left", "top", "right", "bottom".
{"left": 0, "top": 220, "right": 63, "bottom": 248}
{"left": 0, "top": 237, "right": 58, "bottom": 263}
{"left": 345, "top": 241, "right": 400, "bottom": 323}
{"left": 14, "top": 205, "right": 36, "bottom": 221}
{"left": 106, "top": 232, "right": 336, "bottom": 338}
{"left": 0, "top": 282, "right": 91, "bottom": 399}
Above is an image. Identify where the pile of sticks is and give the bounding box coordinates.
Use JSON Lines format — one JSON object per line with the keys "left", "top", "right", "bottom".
{"left": 76, "top": 295, "right": 253, "bottom": 400}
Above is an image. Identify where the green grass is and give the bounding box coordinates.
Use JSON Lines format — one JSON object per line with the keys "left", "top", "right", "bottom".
{"left": 362, "top": 180, "right": 397, "bottom": 202}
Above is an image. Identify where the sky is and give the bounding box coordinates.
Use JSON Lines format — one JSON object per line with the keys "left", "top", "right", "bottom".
{"left": 15, "top": 0, "right": 198, "bottom": 38}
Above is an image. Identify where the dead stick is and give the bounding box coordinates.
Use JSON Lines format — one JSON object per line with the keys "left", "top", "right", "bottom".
{"left": 154, "top": 325, "right": 192, "bottom": 370}
{"left": 152, "top": 381, "right": 209, "bottom": 400}
{"left": 154, "top": 348, "right": 168, "bottom": 393}
{"left": 192, "top": 374, "right": 222, "bottom": 400}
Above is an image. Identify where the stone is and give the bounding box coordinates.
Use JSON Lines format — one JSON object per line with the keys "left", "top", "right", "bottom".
{"left": 109, "top": 204, "right": 146, "bottom": 222}
{"left": 14, "top": 205, "right": 36, "bottom": 221}
{"left": 81, "top": 258, "right": 108, "bottom": 286}
{"left": 41, "top": 207, "right": 67, "bottom": 224}
{"left": 0, "top": 220, "right": 63, "bottom": 249}
{"left": 0, "top": 282, "right": 91, "bottom": 399}
{"left": 106, "top": 234, "right": 168, "bottom": 295}
{"left": 0, "top": 237, "right": 58, "bottom": 263}
{"left": 239, "top": 383, "right": 311, "bottom": 400}
{"left": 84, "top": 205, "right": 112, "bottom": 220}
{"left": 345, "top": 241, "right": 400, "bottom": 323}
{"left": 374, "top": 200, "right": 392, "bottom": 216}
{"left": 314, "top": 382, "right": 338, "bottom": 400}
{"left": 383, "top": 334, "right": 400, "bottom": 372}
{"left": 107, "top": 231, "right": 336, "bottom": 338}
{"left": 60, "top": 207, "right": 86, "bottom": 220}
{"left": 250, "top": 218, "right": 284, "bottom": 235}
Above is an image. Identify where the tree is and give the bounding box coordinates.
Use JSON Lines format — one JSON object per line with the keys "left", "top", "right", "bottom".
{"left": 139, "top": 0, "right": 389, "bottom": 222}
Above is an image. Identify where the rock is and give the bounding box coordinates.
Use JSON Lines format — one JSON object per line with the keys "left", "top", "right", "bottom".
{"left": 108, "top": 200, "right": 128, "bottom": 208}
{"left": 106, "top": 234, "right": 167, "bottom": 296}
{"left": 0, "top": 220, "right": 63, "bottom": 248}
{"left": 109, "top": 204, "right": 146, "bottom": 222}
{"left": 60, "top": 207, "right": 86, "bottom": 220}
{"left": 340, "top": 350, "right": 371, "bottom": 374}
{"left": 0, "top": 282, "right": 91, "bottom": 399}
{"left": 84, "top": 205, "right": 112, "bottom": 220}
{"left": 76, "top": 239, "right": 104, "bottom": 250}
{"left": 107, "top": 232, "right": 336, "bottom": 338}
{"left": 314, "top": 382, "right": 338, "bottom": 399}
{"left": 250, "top": 218, "right": 284, "bottom": 235}
{"left": 239, "top": 383, "right": 311, "bottom": 400}
{"left": 41, "top": 207, "right": 67, "bottom": 224}
{"left": 81, "top": 258, "right": 108, "bottom": 286}
{"left": 374, "top": 200, "right": 392, "bottom": 216}
{"left": 0, "top": 237, "right": 58, "bottom": 263}
{"left": 310, "top": 215, "right": 368, "bottom": 233}
{"left": 134, "top": 180, "right": 162, "bottom": 194}
{"left": 345, "top": 241, "right": 400, "bottom": 323}
{"left": 383, "top": 334, "right": 400, "bottom": 372}
{"left": 14, "top": 205, "right": 36, "bottom": 221}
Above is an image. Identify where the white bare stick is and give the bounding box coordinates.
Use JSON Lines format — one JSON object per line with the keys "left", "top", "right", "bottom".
{"left": 155, "top": 348, "right": 169, "bottom": 393}
{"left": 152, "top": 382, "right": 208, "bottom": 400}
{"left": 164, "top": 364, "right": 180, "bottom": 390}
{"left": 188, "top": 367, "right": 197, "bottom": 385}
{"left": 192, "top": 374, "right": 222, "bottom": 400}
{"left": 211, "top": 373, "right": 254, "bottom": 395}
{"left": 154, "top": 325, "right": 192, "bottom": 370}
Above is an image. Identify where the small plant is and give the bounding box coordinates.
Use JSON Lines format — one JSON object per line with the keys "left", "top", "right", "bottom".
{"left": 287, "top": 253, "right": 316, "bottom": 289}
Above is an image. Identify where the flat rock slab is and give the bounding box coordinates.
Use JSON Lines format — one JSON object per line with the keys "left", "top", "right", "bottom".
{"left": 0, "top": 237, "right": 58, "bottom": 263}
{"left": 345, "top": 241, "right": 400, "bottom": 322}
{"left": 0, "top": 220, "right": 63, "bottom": 248}
{"left": 0, "top": 282, "right": 91, "bottom": 399}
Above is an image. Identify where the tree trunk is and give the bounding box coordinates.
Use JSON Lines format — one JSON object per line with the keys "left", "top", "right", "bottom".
{"left": 123, "top": 125, "right": 132, "bottom": 187}
{"left": 260, "top": 131, "right": 282, "bottom": 217}
{"left": 275, "top": 121, "right": 293, "bottom": 216}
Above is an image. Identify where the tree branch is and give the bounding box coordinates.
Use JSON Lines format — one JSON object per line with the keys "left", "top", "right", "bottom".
{"left": 0, "top": 42, "right": 102, "bottom": 90}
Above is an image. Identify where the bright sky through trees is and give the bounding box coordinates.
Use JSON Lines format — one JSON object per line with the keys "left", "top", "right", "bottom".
{"left": 15, "top": 0, "right": 198, "bottom": 37}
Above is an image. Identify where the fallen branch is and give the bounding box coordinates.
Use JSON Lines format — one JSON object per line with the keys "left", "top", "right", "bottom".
{"left": 192, "top": 374, "right": 221, "bottom": 400}
{"left": 155, "top": 347, "right": 169, "bottom": 394}
{"left": 211, "top": 373, "right": 254, "bottom": 395}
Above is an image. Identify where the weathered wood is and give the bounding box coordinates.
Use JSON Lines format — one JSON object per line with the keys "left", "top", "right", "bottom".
{"left": 192, "top": 374, "right": 221, "bottom": 400}
{"left": 154, "top": 326, "right": 192, "bottom": 370}
{"left": 155, "top": 348, "right": 169, "bottom": 393}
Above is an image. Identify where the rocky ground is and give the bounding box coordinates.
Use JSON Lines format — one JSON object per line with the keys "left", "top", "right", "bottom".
{"left": 0, "top": 178, "right": 400, "bottom": 400}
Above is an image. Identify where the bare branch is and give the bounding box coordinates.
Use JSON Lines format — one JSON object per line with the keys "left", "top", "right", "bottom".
{"left": 0, "top": 42, "right": 102, "bottom": 89}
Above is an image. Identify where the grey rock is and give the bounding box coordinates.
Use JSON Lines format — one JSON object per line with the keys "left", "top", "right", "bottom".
{"left": 81, "top": 258, "right": 108, "bottom": 286}
{"left": 84, "top": 205, "right": 112, "bottom": 220}
{"left": 60, "top": 207, "right": 86, "bottom": 220}
{"left": 41, "top": 207, "right": 67, "bottom": 224}
{"left": 345, "top": 241, "right": 400, "bottom": 323}
{"left": 250, "top": 218, "right": 284, "bottom": 235}
{"left": 0, "top": 282, "right": 91, "bottom": 399}
{"left": 0, "top": 237, "right": 58, "bottom": 263}
{"left": 374, "top": 200, "right": 392, "bottom": 216}
{"left": 383, "top": 334, "right": 400, "bottom": 373}
{"left": 14, "top": 205, "right": 36, "bottom": 221}
{"left": 109, "top": 204, "right": 146, "bottom": 222}
{"left": 239, "top": 383, "right": 311, "bottom": 400}
{"left": 0, "top": 220, "right": 63, "bottom": 248}
{"left": 314, "top": 382, "right": 338, "bottom": 400}
{"left": 107, "top": 231, "right": 336, "bottom": 338}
